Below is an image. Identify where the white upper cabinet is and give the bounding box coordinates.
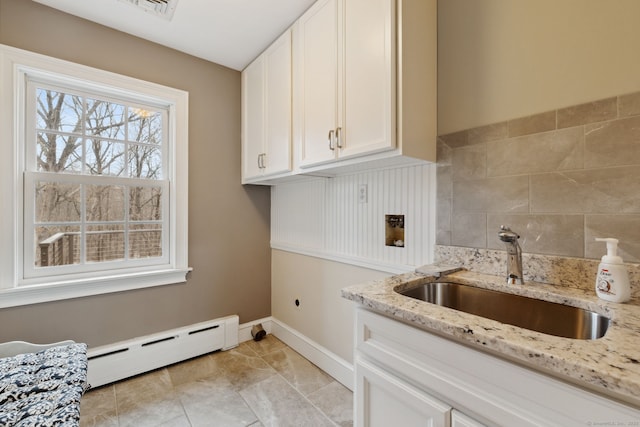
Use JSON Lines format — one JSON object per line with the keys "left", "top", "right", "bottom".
{"left": 241, "top": 0, "right": 436, "bottom": 184}
{"left": 293, "top": 0, "right": 436, "bottom": 173}
{"left": 293, "top": 0, "right": 340, "bottom": 167}
{"left": 241, "top": 30, "right": 292, "bottom": 183}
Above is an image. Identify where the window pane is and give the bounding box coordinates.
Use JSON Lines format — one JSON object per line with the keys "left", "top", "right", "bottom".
{"left": 37, "top": 132, "right": 82, "bottom": 173}
{"left": 86, "top": 98, "right": 126, "bottom": 140}
{"left": 86, "top": 185, "right": 125, "bottom": 222}
{"left": 35, "top": 226, "right": 80, "bottom": 267}
{"left": 129, "top": 186, "right": 162, "bottom": 221}
{"left": 35, "top": 181, "right": 81, "bottom": 222}
{"left": 85, "top": 139, "right": 125, "bottom": 176}
{"left": 87, "top": 225, "right": 124, "bottom": 262}
{"left": 128, "top": 144, "right": 162, "bottom": 179}
{"left": 129, "top": 224, "right": 162, "bottom": 259}
{"left": 36, "top": 89, "right": 82, "bottom": 134}
{"left": 129, "top": 109, "right": 162, "bottom": 145}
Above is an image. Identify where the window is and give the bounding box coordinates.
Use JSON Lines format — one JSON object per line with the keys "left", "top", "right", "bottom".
{"left": 0, "top": 44, "right": 189, "bottom": 307}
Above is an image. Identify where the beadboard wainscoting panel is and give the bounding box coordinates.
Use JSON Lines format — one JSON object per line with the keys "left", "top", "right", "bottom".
{"left": 271, "top": 164, "right": 437, "bottom": 272}
{"left": 271, "top": 178, "right": 327, "bottom": 252}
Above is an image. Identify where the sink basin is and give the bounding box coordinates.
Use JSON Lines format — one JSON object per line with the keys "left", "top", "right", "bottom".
{"left": 397, "top": 282, "right": 609, "bottom": 340}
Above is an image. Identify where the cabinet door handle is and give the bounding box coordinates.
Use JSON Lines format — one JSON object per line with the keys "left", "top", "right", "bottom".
{"left": 335, "top": 127, "right": 342, "bottom": 149}
{"left": 258, "top": 153, "right": 266, "bottom": 169}
{"left": 328, "top": 129, "right": 335, "bottom": 151}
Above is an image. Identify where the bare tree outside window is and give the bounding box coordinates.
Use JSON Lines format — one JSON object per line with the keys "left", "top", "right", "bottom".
{"left": 34, "top": 88, "right": 165, "bottom": 267}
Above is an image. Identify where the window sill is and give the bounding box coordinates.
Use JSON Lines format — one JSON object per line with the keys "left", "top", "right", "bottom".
{"left": 0, "top": 268, "right": 192, "bottom": 308}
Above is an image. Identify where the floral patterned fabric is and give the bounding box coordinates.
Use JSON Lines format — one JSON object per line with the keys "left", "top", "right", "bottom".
{"left": 0, "top": 343, "right": 88, "bottom": 426}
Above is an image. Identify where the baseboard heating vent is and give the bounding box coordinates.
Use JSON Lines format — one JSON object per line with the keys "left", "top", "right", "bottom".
{"left": 87, "top": 315, "right": 238, "bottom": 387}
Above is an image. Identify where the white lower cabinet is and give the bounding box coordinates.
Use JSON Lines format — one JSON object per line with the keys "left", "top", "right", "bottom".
{"left": 354, "top": 307, "right": 640, "bottom": 427}
{"left": 451, "top": 410, "right": 487, "bottom": 427}
{"left": 355, "top": 357, "right": 451, "bottom": 427}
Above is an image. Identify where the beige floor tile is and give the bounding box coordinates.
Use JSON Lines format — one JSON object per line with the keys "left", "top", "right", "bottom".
{"left": 215, "top": 344, "right": 278, "bottom": 391}
{"left": 157, "top": 414, "right": 192, "bottom": 427}
{"left": 115, "top": 368, "right": 186, "bottom": 427}
{"left": 262, "top": 347, "right": 333, "bottom": 396}
{"left": 80, "top": 385, "right": 118, "bottom": 427}
{"left": 115, "top": 368, "right": 174, "bottom": 407}
{"left": 167, "top": 353, "right": 221, "bottom": 386}
{"left": 176, "top": 375, "right": 258, "bottom": 427}
{"left": 244, "top": 335, "right": 287, "bottom": 356}
{"left": 80, "top": 337, "right": 354, "bottom": 427}
{"left": 307, "top": 381, "right": 354, "bottom": 427}
{"left": 240, "top": 375, "right": 334, "bottom": 427}
{"left": 117, "top": 394, "right": 186, "bottom": 427}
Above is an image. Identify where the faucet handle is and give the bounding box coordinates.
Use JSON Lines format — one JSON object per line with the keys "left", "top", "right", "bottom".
{"left": 499, "top": 225, "right": 520, "bottom": 242}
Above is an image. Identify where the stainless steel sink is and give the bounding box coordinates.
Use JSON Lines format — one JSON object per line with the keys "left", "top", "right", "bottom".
{"left": 397, "top": 282, "right": 609, "bottom": 340}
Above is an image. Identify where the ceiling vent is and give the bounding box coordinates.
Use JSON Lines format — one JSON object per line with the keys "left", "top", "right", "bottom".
{"left": 118, "top": 0, "right": 178, "bottom": 21}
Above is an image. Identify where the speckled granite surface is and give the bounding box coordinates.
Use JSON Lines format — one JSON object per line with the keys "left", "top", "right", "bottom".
{"left": 342, "top": 247, "right": 640, "bottom": 407}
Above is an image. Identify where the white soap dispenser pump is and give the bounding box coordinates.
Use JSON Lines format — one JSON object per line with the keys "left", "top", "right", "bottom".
{"left": 595, "top": 238, "right": 631, "bottom": 303}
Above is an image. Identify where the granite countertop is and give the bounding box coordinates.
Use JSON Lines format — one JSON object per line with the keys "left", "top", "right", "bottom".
{"left": 341, "top": 265, "right": 640, "bottom": 408}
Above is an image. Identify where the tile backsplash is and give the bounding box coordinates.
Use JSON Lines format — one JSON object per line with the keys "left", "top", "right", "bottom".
{"left": 437, "top": 91, "right": 640, "bottom": 263}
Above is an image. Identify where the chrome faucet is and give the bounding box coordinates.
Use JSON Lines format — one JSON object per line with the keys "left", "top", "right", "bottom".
{"left": 498, "top": 226, "right": 523, "bottom": 285}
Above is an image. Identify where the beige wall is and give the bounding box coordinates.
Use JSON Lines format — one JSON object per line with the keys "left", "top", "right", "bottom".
{"left": 0, "top": 0, "right": 271, "bottom": 347}
{"left": 438, "top": 0, "right": 640, "bottom": 134}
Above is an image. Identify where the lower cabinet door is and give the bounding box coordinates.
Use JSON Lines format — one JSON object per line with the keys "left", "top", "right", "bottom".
{"left": 355, "top": 357, "right": 451, "bottom": 427}
{"left": 451, "top": 409, "right": 487, "bottom": 427}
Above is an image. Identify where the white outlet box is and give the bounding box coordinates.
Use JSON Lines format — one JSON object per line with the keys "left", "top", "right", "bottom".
{"left": 358, "top": 184, "right": 368, "bottom": 203}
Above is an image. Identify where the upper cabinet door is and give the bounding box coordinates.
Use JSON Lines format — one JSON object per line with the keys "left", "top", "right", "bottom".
{"left": 241, "top": 55, "right": 265, "bottom": 181}
{"left": 340, "top": 0, "right": 395, "bottom": 159}
{"left": 295, "top": 0, "right": 340, "bottom": 168}
{"left": 264, "top": 30, "right": 292, "bottom": 176}
{"left": 241, "top": 30, "right": 293, "bottom": 183}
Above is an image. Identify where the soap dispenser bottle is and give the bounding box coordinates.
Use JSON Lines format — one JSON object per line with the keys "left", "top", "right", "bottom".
{"left": 595, "top": 238, "right": 631, "bottom": 303}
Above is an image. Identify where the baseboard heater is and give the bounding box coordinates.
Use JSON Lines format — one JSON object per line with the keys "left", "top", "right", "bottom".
{"left": 87, "top": 315, "right": 239, "bottom": 388}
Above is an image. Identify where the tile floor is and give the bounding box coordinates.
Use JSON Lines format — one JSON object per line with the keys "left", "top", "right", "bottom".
{"left": 80, "top": 335, "right": 353, "bottom": 427}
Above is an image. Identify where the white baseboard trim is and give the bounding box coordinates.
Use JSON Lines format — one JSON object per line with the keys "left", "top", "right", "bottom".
{"left": 270, "top": 317, "right": 354, "bottom": 391}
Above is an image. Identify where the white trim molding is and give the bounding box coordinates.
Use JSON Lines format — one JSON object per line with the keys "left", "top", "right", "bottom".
{"left": 0, "top": 43, "right": 190, "bottom": 307}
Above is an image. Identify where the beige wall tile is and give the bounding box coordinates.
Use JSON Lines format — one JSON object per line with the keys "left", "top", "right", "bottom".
{"left": 437, "top": 165, "right": 452, "bottom": 200}
{"left": 442, "top": 92, "right": 640, "bottom": 261}
{"left": 437, "top": 138, "right": 453, "bottom": 165}
{"left": 619, "top": 92, "right": 640, "bottom": 117}
{"left": 487, "top": 214, "right": 584, "bottom": 257}
{"left": 468, "top": 121, "right": 509, "bottom": 145}
{"left": 557, "top": 97, "right": 617, "bottom": 129}
{"left": 486, "top": 127, "right": 584, "bottom": 177}
{"left": 436, "top": 198, "right": 452, "bottom": 246}
{"left": 453, "top": 176, "right": 529, "bottom": 213}
{"left": 508, "top": 111, "right": 556, "bottom": 137}
{"left": 530, "top": 166, "right": 640, "bottom": 213}
{"left": 452, "top": 144, "right": 486, "bottom": 181}
{"left": 584, "top": 115, "right": 640, "bottom": 168}
{"left": 585, "top": 215, "right": 640, "bottom": 262}
{"left": 452, "top": 213, "right": 487, "bottom": 247}
{"left": 439, "top": 130, "right": 469, "bottom": 148}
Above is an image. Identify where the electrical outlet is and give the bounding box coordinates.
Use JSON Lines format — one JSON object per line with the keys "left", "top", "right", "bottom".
{"left": 358, "top": 184, "right": 368, "bottom": 203}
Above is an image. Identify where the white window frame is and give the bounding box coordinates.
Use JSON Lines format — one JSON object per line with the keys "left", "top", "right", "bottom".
{"left": 0, "top": 44, "right": 190, "bottom": 308}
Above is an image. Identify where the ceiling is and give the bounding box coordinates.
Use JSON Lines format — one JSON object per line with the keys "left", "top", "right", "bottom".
{"left": 32, "top": 0, "right": 317, "bottom": 71}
